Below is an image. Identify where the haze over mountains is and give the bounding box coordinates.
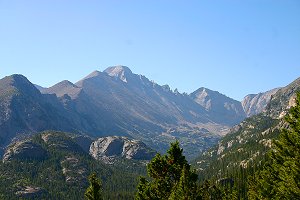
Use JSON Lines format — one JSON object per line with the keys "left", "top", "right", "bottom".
{"left": 0, "top": 65, "right": 279, "bottom": 158}
{"left": 194, "top": 76, "right": 300, "bottom": 180}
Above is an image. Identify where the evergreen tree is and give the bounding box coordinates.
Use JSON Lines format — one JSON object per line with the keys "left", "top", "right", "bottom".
{"left": 135, "top": 141, "right": 198, "bottom": 200}
{"left": 85, "top": 172, "right": 103, "bottom": 200}
{"left": 169, "top": 165, "right": 199, "bottom": 200}
{"left": 249, "top": 93, "right": 300, "bottom": 199}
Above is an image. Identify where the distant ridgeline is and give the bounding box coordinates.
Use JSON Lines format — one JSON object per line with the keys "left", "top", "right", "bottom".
{"left": 0, "top": 65, "right": 273, "bottom": 159}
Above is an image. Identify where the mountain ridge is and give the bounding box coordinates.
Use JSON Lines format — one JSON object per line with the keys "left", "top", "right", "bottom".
{"left": 0, "top": 66, "right": 284, "bottom": 159}
{"left": 193, "top": 75, "right": 300, "bottom": 180}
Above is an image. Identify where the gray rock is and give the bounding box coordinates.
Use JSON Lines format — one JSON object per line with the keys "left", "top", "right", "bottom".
{"left": 16, "top": 186, "right": 47, "bottom": 198}
{"left": 242, "top": 88, "right": 280, "bottom": 117}
{"left": 3, "top": 140, "right": 47, "bottom": 162}
{"left": 190, "top": 87, "right": 246, "bottom": 125}
{"left": 90, "top": 136, "right": 156, "bottom": 163}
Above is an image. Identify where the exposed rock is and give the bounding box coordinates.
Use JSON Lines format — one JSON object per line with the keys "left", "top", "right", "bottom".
{"left": 3, "top": 140, "right": 47, "bottom": 162}
{"left": 242, "top": 88, "right": 280, "bottom": 117}
{"left": 190, "top": 87, "right": 246, "bottom": 125}
{"left": 16, "top": 186, "right": 47, "bottom": 198}
{"left": 104, "top": 65, "right": 133, "bottom": 83}
{"left": 90, "top": 136, "right": 156, "bottom": 163}
{"left": 61, "top": 155, "right": 88, "bottom": 185}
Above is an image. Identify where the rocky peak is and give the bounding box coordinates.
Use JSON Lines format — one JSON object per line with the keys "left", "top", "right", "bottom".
{"left": 89, "top": 136, "right": 156, "bottom": 164}
{"left": 190, "top": 87, "right": 246, "bottom": 125}
{"left": 43, "top": 80, "right": 81, "bottom": 98}
{"left": 242, "top": 88, "right": 280, "bottom": 117}
{"left": 190, "top": 87, "right": 212, "bottom": 109}
{"left": 104, "top": 66, "right": 133, "bottom": 83}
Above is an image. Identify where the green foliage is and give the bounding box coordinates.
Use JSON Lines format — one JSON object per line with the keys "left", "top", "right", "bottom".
{"left": 250, "top": 93, "right": 300, "bottom": 199}
{"left": 168, "top": 165, "right": 198, "bottom": 200}
{"left": 135, "top": 141, "right": 199, "bottom": 199}
{"left": 85, "top": 172, "right": 103, "bottom": 200}
{"left": 0, "top": 131, "right": 146, "bottom": 200}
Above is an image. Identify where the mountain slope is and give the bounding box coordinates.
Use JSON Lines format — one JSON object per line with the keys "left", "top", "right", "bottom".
{"left": 242, "top": 88, "right": 280, "bottom": 117}
{"left": 193, "top": 76, "right": 300, "bottom": 180}
{"left": 0, "top": 131, "right": 148, "bottom": 199}
{"left": 190, "top": 87, "right": 246, "bottom": 127}
{"left": 0, "top": 75, "right": 78, "bottom": 147}
{"left": 0, "top": 66, "right": 248, "bottom": 159}
{"left": 43, "top": 66, "right": 241, "bottom": 158}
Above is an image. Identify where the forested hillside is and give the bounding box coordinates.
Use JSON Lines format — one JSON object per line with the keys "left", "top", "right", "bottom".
{"left": 193, "top": 78, "right": 300, "bottom": 199}
{"left": 0, "top": 131, "right": 147, "bottom": 199}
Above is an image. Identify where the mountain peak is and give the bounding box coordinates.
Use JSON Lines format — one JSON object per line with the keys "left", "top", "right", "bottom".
{"left": 0, "top": 74, "right": 41, "bottom": 97}
{"left": 104, "top": 65, "right": 132, "bottom": 83}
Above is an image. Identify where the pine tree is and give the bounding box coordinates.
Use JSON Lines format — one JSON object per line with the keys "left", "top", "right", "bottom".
{"left": 85, "top": 172, "right": 103, "bottom": 200}
{"left": 250, "top": 93, "right": 300, "bottom": 199}
{"left": 168, "top": 165, "right": 199, "bottom": 200}
{"left": 135, "top": 141, "right": 198, "bottom": 200}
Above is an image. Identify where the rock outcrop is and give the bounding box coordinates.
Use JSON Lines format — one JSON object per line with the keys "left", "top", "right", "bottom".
{"left": 3, "top": 140, "right": 47, "bottom": 162}
{"left": 16, "top": 186, "right": 47, "bottom": 198}
{"left": 242, "top": 88, "right": 280, "bottom": 117}
{"left": 90, "top": 136, "right": 156, "bottom": 163}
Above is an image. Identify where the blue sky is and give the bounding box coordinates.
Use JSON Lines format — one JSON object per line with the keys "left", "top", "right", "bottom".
{"left": 0, "top": 0, "right": 299, "bottom": 100}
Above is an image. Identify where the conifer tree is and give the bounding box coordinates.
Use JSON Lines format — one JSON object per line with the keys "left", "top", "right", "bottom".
{"left": 169, "top": 165, "right": 199, "bottom": 200}
{"left": 85, "top": 172, "right": 103, "bottom": 200}
{"left": 249, "top": 93, "right": 300, "bottom": 199}
{"left": 135, "top": 141, "right": 198, "bottom": 200}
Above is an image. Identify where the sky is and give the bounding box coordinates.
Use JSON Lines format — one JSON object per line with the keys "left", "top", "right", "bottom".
{"left": 0, "top": 0, "right": 299, "bottom": 100}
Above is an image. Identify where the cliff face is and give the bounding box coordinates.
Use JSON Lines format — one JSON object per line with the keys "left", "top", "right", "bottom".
{"left": 90, "top": 136, "right": 156, "bottom": 163}
{"left": 241, "top": 88, "right": 280, "bottom": 117}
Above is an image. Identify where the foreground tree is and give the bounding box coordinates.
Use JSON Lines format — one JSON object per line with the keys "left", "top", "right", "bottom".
{"left": 249, "top": 93, "right": 300, "bottom": 199}
{"left": 85, "top": 172, "right": 103, "bottom": 200}
{"left": 135, "top": 141, "right": 198, "bottom": 199}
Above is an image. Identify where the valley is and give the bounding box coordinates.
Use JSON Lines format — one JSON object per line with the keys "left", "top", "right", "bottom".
{"left": 0, "top": 66, "right": 299, "bottom": 199}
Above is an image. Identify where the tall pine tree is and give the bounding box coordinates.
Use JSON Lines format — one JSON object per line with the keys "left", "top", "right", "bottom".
{"left": 249, "top": 93, "right": 300, "bottom": 199}
{"left": 85, "top": 172, "right": 103, "bottom": 200}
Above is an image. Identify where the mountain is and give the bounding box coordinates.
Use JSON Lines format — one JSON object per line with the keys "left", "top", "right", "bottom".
{"left": 43, "top": 80, "right": 81, "bottom": 99}
{"left": 0, "top": 66, "right": 248, "bottom": 159}
{"left": 0, "top": 74, "right": 78, "bottom": 147}
{"left": 193, "top": 76, "right": 300, "bottom": 181}
{"left": 0, "top": 131, "right": 148, "bottom": 199}
{"left": 39, "top": 66, "right": 245, "bottom": 158}
{"left": 190, "top": 87, "right": 246, "bottom": 127}
{"left": 241, "top": 88, "right": 280, "bottom": 117}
